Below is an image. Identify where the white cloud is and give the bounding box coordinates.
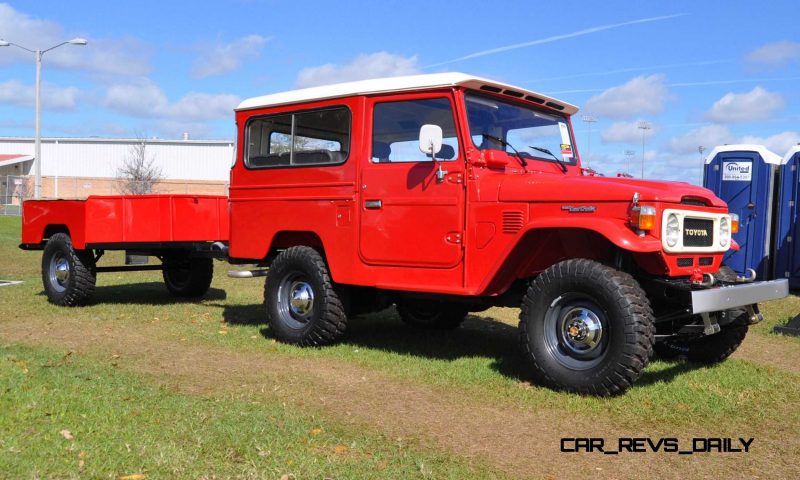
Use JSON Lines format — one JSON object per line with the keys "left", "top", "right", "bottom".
{"left": 0, "top": 80, "right": 81, "bottom": 110}
{"left": 601, "top": 121, "right": 657, "bottom": 144}
{"left": 295, "top": 52, "right": 420, "bottom": 88}
{"left": 583, "top": 75, "right": 670, "bottom": 120}
{"left": 0, "top": 3, "right": 151, "bottom": 76}
{"left": 191, "top": 35, "right": 269, "bottom": 79}
{"left": 105, "top": 78, "right": 240, "bottom": 121}
{"left": 705, "top": 86, "right": 784, "bottom": 123}
{"left": 667, "top": 125, "right": 734, "bottom": 154}
{"left": 746, "top": 41, "right": 800, "bottom": 68}
{"left": 739, "top": 131, "right": 800, "bottom": 154}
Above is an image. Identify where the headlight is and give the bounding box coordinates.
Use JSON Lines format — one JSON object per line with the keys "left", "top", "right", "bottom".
{"left": 719, "top": 216, "right": 730, "bottom": 247}
{"left": 665, "top": 213, "right": 680, "bottom": 247}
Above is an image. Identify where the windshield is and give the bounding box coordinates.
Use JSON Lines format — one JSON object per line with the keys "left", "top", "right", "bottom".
{"left": 465, "top": 92, "right": 577, "bottom": 166}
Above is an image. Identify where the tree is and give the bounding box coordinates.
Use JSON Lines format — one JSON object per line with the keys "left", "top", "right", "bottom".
{"left": 117, "top": 136, "right": 163, "bottom": 195}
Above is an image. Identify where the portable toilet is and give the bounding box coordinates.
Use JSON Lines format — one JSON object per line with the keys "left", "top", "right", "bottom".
{"left": 774, "top": 145, "right": 800, "bottom": 288}
{"left": 703, "top": 144, "right": 782, "bottom": 279}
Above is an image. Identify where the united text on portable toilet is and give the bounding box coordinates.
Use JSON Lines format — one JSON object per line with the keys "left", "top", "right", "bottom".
{"left": 703, "top": 144, "right": 782, "bottom": 279}
{"left": 774, "top": 145, "right": 800, "bottom": 288}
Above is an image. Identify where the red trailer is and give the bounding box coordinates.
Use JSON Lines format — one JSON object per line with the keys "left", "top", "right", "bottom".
{"left": 19, "top": 73, "right": 788, "bottom": 395}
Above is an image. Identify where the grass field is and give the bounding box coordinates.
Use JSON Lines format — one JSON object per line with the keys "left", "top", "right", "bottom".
{"left": 2, "top": 215, "right": 800, "bottom": 479}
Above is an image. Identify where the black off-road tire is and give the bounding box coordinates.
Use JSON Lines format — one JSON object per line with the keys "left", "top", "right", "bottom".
{"left": 41, "top": 233, "right": 96, "bottom": 306}
{"left": 397, "top": 300, "right": 468, "bottom": 329}
{"left": 654, "top": 265, "right": 749, "bottom": 363}
{"left": 162, "top": 254, "right": 214, "bottom": 298}
{"left": 264, "top": 246, "right": 346, "bottom": 346}
{"left": 519, "top": 259, "right": 655, "bottom": 396}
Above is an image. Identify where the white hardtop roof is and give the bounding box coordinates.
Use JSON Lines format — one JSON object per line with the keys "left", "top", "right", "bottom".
{"left": 236, "top": 72, "right": 579, "bottom": 114}
{"left": 705, "top": 144, "right": 782, "bottom": 165}
{"left": 782, "top": 144, "right": 800, "bottom": 164}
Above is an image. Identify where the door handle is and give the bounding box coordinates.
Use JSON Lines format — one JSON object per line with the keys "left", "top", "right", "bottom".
{"left": 364, "top": 200, "right": 382, "bottom": 209}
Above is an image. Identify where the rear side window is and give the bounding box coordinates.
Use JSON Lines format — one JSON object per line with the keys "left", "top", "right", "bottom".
{"left": 246, "top": 106, "right": 351, "bottom": 168}
{"left": 371, "top": 98, "right": 459, "bottom": 163}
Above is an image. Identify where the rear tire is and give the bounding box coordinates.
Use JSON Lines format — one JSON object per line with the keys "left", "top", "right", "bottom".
{"left": 41, "top": 233, "right": 96, "bottom": 306}
{"left": 265, "top": 246, "right": 347, "bottom": 346}
{"left": 519, "top": 259, "right": 654, "bottom": 396}
{"left": 397, "top": 300, "right": 468, "bottom": 329}
{"left": 162, "top": 254, "right": 213, "bottom": 298}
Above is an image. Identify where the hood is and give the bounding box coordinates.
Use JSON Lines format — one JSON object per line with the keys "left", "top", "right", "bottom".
{"left": 497, "top": 174, "right": 726, "bottom": 207}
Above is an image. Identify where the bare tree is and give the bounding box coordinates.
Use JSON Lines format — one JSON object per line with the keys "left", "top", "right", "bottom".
{"left": 117, "top": 135, "right": 163, "bottom": 195}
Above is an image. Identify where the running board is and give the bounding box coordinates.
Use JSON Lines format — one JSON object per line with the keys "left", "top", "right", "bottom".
{"left": 227, "top": 269, "right": 268, "bottom": 278}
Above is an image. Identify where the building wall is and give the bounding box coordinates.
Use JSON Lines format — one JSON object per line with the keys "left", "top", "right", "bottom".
{"left": 0, "top": 137, "right": 235, "bottom": 181}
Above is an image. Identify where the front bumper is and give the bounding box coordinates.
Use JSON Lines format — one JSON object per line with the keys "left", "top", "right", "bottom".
{"left": 691, "top": 279, "right": 789, "bottom": 314}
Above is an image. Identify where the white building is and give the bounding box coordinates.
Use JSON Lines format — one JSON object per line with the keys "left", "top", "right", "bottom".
{"left": 0, "top": 136, "right": 235, "bottom": 202}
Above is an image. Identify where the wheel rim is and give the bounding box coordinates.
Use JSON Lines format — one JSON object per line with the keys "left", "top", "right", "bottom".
{"left": 48, "top": 252, "right": 70, "bottom": 293}
{"left": 277, "top": 272, "right": 315, "bottom": 329}
{"left": 543, "top": 294, "right": 609, "bottom": 370}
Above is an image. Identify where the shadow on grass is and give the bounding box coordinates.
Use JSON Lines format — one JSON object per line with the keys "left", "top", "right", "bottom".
{"left": 224, "top": 304, "right": 695, "bottom": 388}
{"left": 46, "top": 282, "right": 229, "bottom": 305}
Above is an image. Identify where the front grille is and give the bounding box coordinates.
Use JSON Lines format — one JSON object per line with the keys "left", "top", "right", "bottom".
{"left": 677, "top": 258, "right": 693, "bottom": 267}
{"left": 683, "top": 218, "right": 714, "bottom": 247}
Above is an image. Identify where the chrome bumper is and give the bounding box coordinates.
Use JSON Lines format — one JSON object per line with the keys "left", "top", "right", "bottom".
{"left": 691, "top": 279, "right": 789, "bottom": 314}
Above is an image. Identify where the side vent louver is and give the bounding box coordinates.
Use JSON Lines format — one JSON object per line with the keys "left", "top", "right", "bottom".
{"left": 502, "top": 211, "right": 524, "bottom": 234}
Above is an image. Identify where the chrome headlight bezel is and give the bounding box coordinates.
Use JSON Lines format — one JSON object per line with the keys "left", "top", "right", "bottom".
{"left": 665, "top": 213, "right": 680, "bottom": 247}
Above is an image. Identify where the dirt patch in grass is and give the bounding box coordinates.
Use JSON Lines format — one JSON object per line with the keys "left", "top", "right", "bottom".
{"left": 732, "top": 330, "right": 800, "bottom": 374}
{"left": 3, "top": 316, "right": 798, "bottom": 479}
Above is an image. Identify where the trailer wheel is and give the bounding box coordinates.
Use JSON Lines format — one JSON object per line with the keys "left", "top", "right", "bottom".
{"left": 396, "top": 300, "right": 468, "bottom": 329}
{"left": 162, "top": 254, "right": 214, "bottom": 298}
{"left": 519, "top": 259, "right": 654, "bottom": 396}
{"left": 265, "top": 246, "right": 346, "bottom": 346}
{"left": 41, "top": 233, "right": 96, "bottom": 306}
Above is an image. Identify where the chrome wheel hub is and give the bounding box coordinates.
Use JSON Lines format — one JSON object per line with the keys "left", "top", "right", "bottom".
{"left": 560, "top": 307, "right": 603, "bottom": 354}
{"left": 48, "top": 253, "right": 70, "bottom": 293}
{"left": 288, "top": 281, "right": 314, "bottom": 317}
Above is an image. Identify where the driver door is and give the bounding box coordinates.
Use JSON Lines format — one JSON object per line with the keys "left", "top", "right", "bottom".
{"left": 358, "top": 93, "right": 465, "bottom": 268}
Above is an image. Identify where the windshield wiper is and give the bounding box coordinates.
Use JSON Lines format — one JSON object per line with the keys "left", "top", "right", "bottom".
{"left": 529, "top": 146, "right": 568, "bottom": 174}
{"left": 480, "top": 133, "right": 527, "bottom": 167}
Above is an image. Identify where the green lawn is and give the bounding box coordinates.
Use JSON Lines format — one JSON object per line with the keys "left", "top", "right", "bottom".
{"left": 2, "top": 214, "right": 800, "bottom": 478}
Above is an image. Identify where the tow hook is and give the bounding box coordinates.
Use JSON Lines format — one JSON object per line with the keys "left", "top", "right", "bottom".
{"left": 736, "top": 268, "right": 757, "bottom": 283}
{"left": 745, "top": 304, "right": 764, "bottom": 324}
{"left": 701, "top": 312, "right": 721, "bottom": 335}
{"left": 692, "top": 272, "right": 715, "bottom": 287}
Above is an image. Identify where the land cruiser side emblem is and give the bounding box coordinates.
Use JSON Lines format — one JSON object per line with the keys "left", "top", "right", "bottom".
{"left": 686, "top": 229, "right": 708, "bottom": 236}
{"left": 561, "top": 205, "right": 596, "bottom": 213}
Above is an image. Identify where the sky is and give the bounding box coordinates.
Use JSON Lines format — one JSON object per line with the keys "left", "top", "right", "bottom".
{"left": 0, "top": 0, "right": 799, "bottom": 184}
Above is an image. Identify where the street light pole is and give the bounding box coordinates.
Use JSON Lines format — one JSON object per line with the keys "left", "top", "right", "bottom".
{"left": 34, "top": 49, "right": 42, "bottom": 199}
{"left": 581, "top": 114, "right": 597, "bottom": 168}
{"left": 0, "top": 38, "right": 87, "bottom": 199}
{"left": 637, "top": 121, "right": 651, "bottom": 179}
{"left": 624, "top": 149, "right": 636, "bottom": 175}
{"left": 698, "top": 145, "right": 706, "bottom": 185}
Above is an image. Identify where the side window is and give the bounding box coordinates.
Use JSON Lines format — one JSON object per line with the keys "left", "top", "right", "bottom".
{"left": 246, "top": 107, "right": 350, "bottom": 168}
{"left": 371, "top": 98, "right": 459, "bottom": 163}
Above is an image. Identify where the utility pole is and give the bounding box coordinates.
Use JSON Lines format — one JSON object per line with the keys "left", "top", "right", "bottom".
{"left": 637, "top": 121, "right": 651, "bottom": 179}
{"left": 581, "top": 114, "right": 597, "bottom": 168}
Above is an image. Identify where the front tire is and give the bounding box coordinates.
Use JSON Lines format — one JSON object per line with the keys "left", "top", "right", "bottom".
{"left": 654, "top": 265, "right": 749, "bottom": 363}
{"left": 265, "top": 246, "right": 347, "bottom": 346}
{"left": 41, "top": 233, "right": 96, "bottom": 306}
{"left": 519, "top": 259, "right": 654, "bottom": 396}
